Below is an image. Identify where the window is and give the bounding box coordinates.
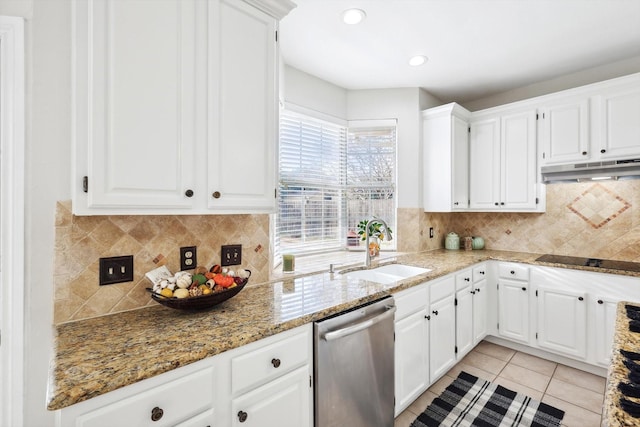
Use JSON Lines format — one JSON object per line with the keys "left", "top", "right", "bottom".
{"left": 274, "top": 107, "right": 396, "bottom": 266}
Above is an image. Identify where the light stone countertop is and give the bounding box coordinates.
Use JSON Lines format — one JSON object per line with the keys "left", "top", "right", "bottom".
{"left": 47, "top": 249, "right": 640, "bottom": 411}
{"left": 603, "top": 301, "right": 640, "bottom": 426}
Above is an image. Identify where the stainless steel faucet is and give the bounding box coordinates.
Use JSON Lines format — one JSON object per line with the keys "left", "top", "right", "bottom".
{"left": 363, "top": 216, "right": 393, "bottom": 268}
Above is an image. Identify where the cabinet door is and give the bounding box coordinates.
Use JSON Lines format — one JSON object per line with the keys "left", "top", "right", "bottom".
{"left": 597, "top": 85, "right": 640, "bottom": 159}
{"left": 498, "top": 279, "right": 529, "bottom": 344}
{"left": 469, "top": 118, "right": 500, "bottom": 209}
{"left": 395, "top": 310, "right": 430, "bottom": 415}
{"left": 429, "top": 295, "right": 456, "bottom": 381}
{"left": 536, "top": 286, "right": 587, "bottom": 359}
{"left": 452, "top": 115, "right": 470, "bottom": 210}
{"left": 73, "top": 0, "right": 199, "bottom": 211}
{"left": 501, "top": 110, "right": 537, "bottom": 210}
{"left": 594, "top": 296, "right": 620, "bottom": 366}
{"left": 208, "top": 0, "right": 277, "bottom": 212}
{"left": 456, "top": 287, "right": 474, "bottom": 358}
{"left": 473, "top": 279, "right": 488, "bottom": 344}
{"left": 539, "top": 99, "right": 590, "bottom": 165}
{"left": 232, "top": 366, "right": 310, "bottom": 427}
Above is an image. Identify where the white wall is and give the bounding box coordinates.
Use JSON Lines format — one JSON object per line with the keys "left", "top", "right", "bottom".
{"left": 282, "top": 65, "right": 348, "bottom": 119}
{"left": 463, "top": 55, "right": 640, "bottom": 111}
{"left": 0, "top": 0, "right": 69, "bottom": 425}
{"left": 347, "top": 88, "right": 435, "bottom": 208}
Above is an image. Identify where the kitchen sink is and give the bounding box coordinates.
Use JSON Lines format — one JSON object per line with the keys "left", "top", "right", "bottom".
{"left": 343, "top": 264, "right": 431, "bottom": 284}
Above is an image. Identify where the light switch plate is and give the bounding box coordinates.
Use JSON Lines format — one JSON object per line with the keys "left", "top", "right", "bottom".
{"left": 99, "top": 255, "right": 134, "bottom": 286}
{"left": 221, "top": 244, "right": 242, "bottom": 266}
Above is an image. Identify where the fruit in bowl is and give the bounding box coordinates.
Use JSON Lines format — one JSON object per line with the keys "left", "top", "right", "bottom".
{"left": 146, "top": 265, "right": 251, "bottom": 299}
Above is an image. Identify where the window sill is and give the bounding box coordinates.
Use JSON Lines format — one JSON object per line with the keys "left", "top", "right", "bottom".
{"left": 270, "top": 250, "right": 404, "bottom": 280}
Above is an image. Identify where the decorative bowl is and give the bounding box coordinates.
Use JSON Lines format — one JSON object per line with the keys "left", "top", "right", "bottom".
{"left": 147, "top": 271, "right": 250, "bottom": 311}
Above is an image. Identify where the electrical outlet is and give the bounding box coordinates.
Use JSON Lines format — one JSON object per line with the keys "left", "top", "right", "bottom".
{"left": 99, "top": 255, "right": 134, "bottom": 285}
{"left": 221, "top": 244, "right": 242, "bottom": 266}
{"left": 429, "top": 227, "right": 434, "bottom": 238}
{"left": 180, "top": 246, "right": 197, "bottom": 271}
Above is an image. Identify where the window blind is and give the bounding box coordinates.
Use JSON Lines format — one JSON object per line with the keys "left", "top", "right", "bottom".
{"left": 275, "top": 110, "right": 348, "bottom": 262}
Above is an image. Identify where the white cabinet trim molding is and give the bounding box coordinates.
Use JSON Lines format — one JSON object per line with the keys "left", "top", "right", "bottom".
{"left": 0, "top": 15, "right": 25, "bottom": 427}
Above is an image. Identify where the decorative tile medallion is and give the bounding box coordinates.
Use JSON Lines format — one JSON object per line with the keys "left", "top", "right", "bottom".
{"left": 567, "top": 183, "right": 631, "bottom": 229}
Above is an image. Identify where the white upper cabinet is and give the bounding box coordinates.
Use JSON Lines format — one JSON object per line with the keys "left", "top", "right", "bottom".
{"left": 208, "top": 0, "right": 277, "bottom": 212}
{"left": 72, "top": 0, "right": 291, "bottom": 215}
{"left": 469, "top": 109, "right": 537, "bottom": 211}
{"left": 73, "top": 0, "right": 201, "bottom": 212}
{"left": 538, "top": 98, "right": 590, "bottom": 165}
{"left": 596, "top": 83, "right": 640, "bottom": 160}
{"left": 423, "top": 103, "right": 471, "bottom": 212}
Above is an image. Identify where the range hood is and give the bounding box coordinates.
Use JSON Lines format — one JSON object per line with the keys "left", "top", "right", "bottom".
{"left": 541, "top": 158, "right": 640, "bottom": 183}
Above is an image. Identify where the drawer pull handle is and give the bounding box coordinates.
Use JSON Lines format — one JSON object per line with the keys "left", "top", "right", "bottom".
{"left": 212, "top": 191, "right": 221, "bottom": 199}
{"left": 271, "top": 358, "right": 281, "bottom": 368}
{"left": 432, "top": 310, "right": 438, "bottom": 316}
{"left": 151, "top": 407, "right": 164, "bottom": 422}
{"left": 184, "top": 189, "right": 194, "bottom": 198}
{"left": 521, "top": 287, "right": 527, "bottom": 291}
{"left": 578, "top": 296, "right": 584, "bottom": 301}
{"left": 598, "top": 299, "right": 604, "bottom": 304}
{"left": 238, "top": 411, "right": 248, "bottom": 423}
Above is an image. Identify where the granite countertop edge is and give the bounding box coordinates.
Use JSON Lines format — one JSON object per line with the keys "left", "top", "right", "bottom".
{"left": 47, "top": 249, "right": 640, "bottom": 411}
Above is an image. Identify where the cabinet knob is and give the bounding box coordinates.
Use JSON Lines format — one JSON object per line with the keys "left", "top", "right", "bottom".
{"left": 510, "top": 270, "right": 515, "bottom": 275}
{"left": 464, "top": 277, "right": 470, "bottom": 282}
{"left": 598, "top": 299, "right": 604, "bottom": 304}
{"left": 500, "top": 202, "right": 505, "bottom": 205}
{"left": 471, "top": 290, "right": 476, "bottom": 295}
{"left": 601, "top": 149, "right": 606, "bottom": 154}
{"left": 271, "top": 358, "right": 281, "bottom": 368}
{"left": 479, "top": 271, "right": 485, "bottom": 275}
{"left": 212, "top": 191, "right": 221, "bottom": 199}
{"left": 425, "top": 315, "right": 430, "bottom": 320}
{"left": 184, "top": 189, "right": 194, "bottom": 198}
{"left": 582, "top": 151, "right": 588, "bottom": 155}
{"left": 521, "top": 287, "right": 527, "bottom": 291}
{"left": 476, "top": 288, "right": 481, "bottom": 293}
{"left": 150, "top": 407, "right": 164, "bottom": 422}
{"left": 432, "top": 310, "right": 438, "bottom": 316}
{"left": 238, "top": 411, "right": 248, "bottom": 423}
{"left": 494, "top": 202, "right": 499, "bottom": 206}
{"left": 578, "top": 296, "right": 584, "bottom": 301}
{"left": 454, "top": 202, "right": 459, "bottom": 206}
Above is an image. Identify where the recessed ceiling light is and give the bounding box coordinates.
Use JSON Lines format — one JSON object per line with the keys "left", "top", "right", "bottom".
{"left": 409, "top": 55, "right": 429, "bottom": 66}
{"left": 342, "top": 9, "right": 366, "bottom": 25}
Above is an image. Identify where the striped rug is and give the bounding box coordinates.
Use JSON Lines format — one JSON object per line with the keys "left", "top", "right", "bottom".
{"left": 411, "top": 371, "right": 565, "bottom": 427}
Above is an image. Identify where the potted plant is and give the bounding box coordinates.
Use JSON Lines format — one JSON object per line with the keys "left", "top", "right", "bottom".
{"left": 356, "top": 219, "right": 393, "bottom": 258}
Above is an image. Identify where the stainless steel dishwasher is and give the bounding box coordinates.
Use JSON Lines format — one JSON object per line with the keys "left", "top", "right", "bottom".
{"left": 314, "top": 296, "right": 396, "bottom": 427}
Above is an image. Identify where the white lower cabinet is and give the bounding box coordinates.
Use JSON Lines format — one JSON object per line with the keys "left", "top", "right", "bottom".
{"left": 231, "top": 367, "right": 310, "bottom": 427}
{"left": 535, "top": 286, "right": 587, "bottom": 359}
{"left": 429, "top": 276, "right": 456, "bottom": 381}
{"left": 497, "top": 278, "right": 530, "bottom": 344}
{"left": 472, "top": 279, "right": 488, "bottom": 344}
{"left": 57, "top": 325, "right": 312, "bottom": 427}
{"left": 594, "top": 296, "right": 621, "bottom": 366}
{"left": 456, "top": 284, "right": 474, "bottom": 358}
{"left": 394, "top": 285, "right": 430, "bottom": 416}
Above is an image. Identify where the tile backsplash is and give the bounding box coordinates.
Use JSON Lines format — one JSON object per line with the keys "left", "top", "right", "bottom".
{"left": 54, "top": 180, "right": 639, "bottom": 323}
{"left": 445, "top": 180, "right": 640, "bottom": 261}
{"left": 53, "top": 201, "right": 270, "bottom": 324}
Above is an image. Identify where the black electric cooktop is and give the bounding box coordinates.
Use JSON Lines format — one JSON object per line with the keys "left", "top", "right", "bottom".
{"left": 535, "top": 254, "right": 640, "bottom": 273}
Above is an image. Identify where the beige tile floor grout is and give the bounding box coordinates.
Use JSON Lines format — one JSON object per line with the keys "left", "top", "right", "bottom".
{"left": 394, "top": 340, "right": 606, "bottom": 427}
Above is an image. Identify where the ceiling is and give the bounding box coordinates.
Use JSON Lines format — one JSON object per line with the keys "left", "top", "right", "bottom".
{"left": 279, "top": 0, "right": 640, "bottom": 104}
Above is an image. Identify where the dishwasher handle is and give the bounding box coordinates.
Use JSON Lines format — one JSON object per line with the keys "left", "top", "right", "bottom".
{"left": 323, "top": 305, "right": 396, "bottom": 341}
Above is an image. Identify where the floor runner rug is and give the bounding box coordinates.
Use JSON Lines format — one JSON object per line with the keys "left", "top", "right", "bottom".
{"left": 411, "top": 371, "right": 565, "bottom": 427}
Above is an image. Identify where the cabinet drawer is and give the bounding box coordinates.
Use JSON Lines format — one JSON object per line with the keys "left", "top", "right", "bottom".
{"left": 394, "top": 284, "right": 429, "bottom": 320}
{"left": 75, "top": 367, "right": 214, "bottom": 427}
{"left": 498, "top": 263, "right": 529, "bottom": 281}
{"left": 430, "top": 276, "right": 455, "bottom": 303}
{"left": 232, "top": 329, "right": 310, "bottom": 395}
{"left": 472, "top": 264, "right": 487, "bottom": 282}
{"left": 455, "top": 270, "right": 472, "bottom": 290}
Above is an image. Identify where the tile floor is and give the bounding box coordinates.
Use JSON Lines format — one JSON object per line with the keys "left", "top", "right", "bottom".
{"left": 394, "top": 341, "right": 606, "bottom": 427}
